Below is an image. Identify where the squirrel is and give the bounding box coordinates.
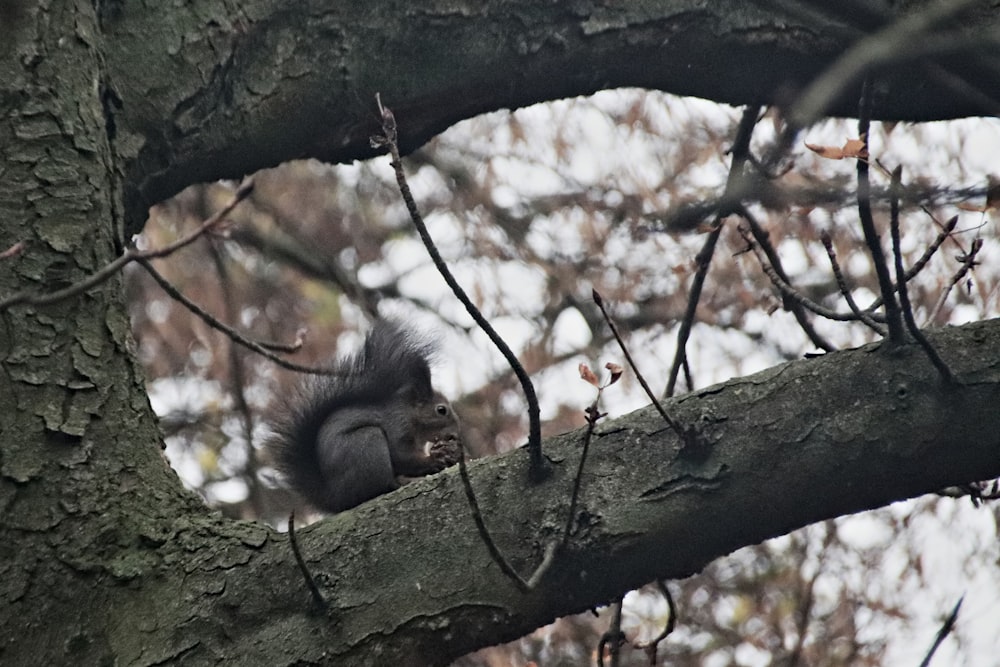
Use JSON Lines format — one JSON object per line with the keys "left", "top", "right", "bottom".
{"left": 269, "top": 319, "right": 462, "bottom": 513}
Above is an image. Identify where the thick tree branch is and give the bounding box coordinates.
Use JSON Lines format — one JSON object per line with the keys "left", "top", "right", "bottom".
{"left": 36, "top": 317, "right": 994, "bottom": 667}
{"left": 102, "top": 0, "right": 1000, "bottom": 231}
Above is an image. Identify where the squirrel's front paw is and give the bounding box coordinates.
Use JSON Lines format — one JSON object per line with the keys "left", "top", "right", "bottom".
{"left": 424, "top": 437, "right": 462, "bottom": 470}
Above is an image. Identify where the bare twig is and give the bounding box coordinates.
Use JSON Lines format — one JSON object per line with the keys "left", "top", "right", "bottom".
{"left": 739, "top": 225, "right": 873, "bottom": 323}
{"left": 918, "top": 596, "right": 963, "bottom": 667}
{"left": 0, "top": 179, "right": 254, "bottom": 311}
{"left": 856, "top": 77, "right": 906, "bottom": 345}
{"left": 666, "top": 225, "right": 722, "bottom": 398}
{"left": 597, "top": 600, "right": 626, "bottom": 667}
{"left": 374, "top": 95, "right": 545, "bottom": 477}
{"left": 888, "top": 166, "right": 954, "bottom": 382}
{"left": 666, "top": 104, "right": 761, "bottom": 397}
{"left": 563, "top": 381, "right": 608, "bottom": 547}
{"left": 288, "top": 511, "right": 328, "bottom": 612}
{"left": 861, "top": 214, "right": 960, "bottom": 317}
{"left": 636, "top": 580, "right": 678, "bottom": 664}
{"left": 592, "top": 288, "right": 684, "bottom": 439}
{"left": 927, "top": 238, "right": 983, "bottom": 323}
{"left": 739, "top": 208, "right": 834, "bottom": 351}
{"left": 821, "top": 232, "right": 886, "bottom": 334}
{"left": 138, "top": 259, "right": 340, "bottom": 375}
{"left": 563, "top": 362, "right": 622, "bottom": 558}
{"left": 904, "top": 215, "right": 961, "bottom": 282}
{"left": 456, "top": 446, "right": 556, "bottom": 592}
{"left": 526, "top": 541, "right": 559, "bottom": 590}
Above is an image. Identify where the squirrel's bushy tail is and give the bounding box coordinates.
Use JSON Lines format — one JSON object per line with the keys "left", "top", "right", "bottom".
{"left": 268, "top": 319, "right": 438, "bottom": 509}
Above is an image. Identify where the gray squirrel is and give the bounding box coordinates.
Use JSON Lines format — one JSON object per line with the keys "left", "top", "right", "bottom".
{"left": 270, "top": 319, "right": 462, "bottom": 513}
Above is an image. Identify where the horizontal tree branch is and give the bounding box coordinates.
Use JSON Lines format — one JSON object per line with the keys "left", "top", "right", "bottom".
{"left": 103, "top": 0, "right": 1000, "bottom": 232}
{"left": 103, "top": 316, "right": 1000, "bottom": 667}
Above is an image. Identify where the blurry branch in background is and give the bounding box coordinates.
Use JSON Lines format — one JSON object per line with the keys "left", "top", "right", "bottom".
{"left": 0, "top": 178, "right": 254, "bottom": 312}
{"left": 786, "top": 0, "right": 991, "bottom": 129}
{"left": 228, "top": 221, "right": 384, "bottom": 318}
{"left": 785, "top": 521, "right": 835, "bottom": 666}
{"left": 373, "top": 94, "right": 546, "bottom": 477}
{"left": 657, "top": 178, "right": 988, "bottom": 233}
{"left": 206, "top": 234, "right": 265, "bottom": 515}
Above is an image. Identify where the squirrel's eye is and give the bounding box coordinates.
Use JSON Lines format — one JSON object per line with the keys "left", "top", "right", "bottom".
{"left": 436, "top": 404, "right": 449, "bottom": 416}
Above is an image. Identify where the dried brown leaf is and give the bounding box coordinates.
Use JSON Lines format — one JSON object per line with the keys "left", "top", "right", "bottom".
{"left": 805, "top": 137, "right": 869, "bottom": 160}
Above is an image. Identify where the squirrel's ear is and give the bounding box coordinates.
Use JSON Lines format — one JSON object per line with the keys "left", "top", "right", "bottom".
{"left": 395, "top": 366, "right": 434, "bottom": 402}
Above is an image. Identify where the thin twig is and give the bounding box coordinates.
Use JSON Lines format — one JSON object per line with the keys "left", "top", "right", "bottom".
{"left": 862, "top": 215, "right": 960, "bottom": 314}
{"left": 927, "top": 238, "right": 982, "bottom": 323}
{"left": 904, "top": 215, "right": 961, "bottom": 284}
{"left": 739, "top": 208, "right": 834, "bottom": 351}
{"left": 0, "top": 179, "right": 254, "bottom": 311}
{"left": 288, "top": 511, "right": 328, "bottom": 612}
{"left": 592, "top": 288, "right": 684, "bottom": 439}
{"left": 856, "top": 77, "right": 906, "bottom": 344}
{"left": 374, "top": 95, "right": 545, "bottom": 477}
{"left": 821, "top": 232, "right": 886, "bottom": 334}
{"left": 918, "top": 596, "right": 963, "bottom": 667}
{"left": 666, "top": 104, "right": 761, "bottom": 396}
{"left": 597, "top": 600, "right": 626, "bottom": 667}
{"left": 637, "top": 580, "right": 678, "bottom": 664}
{"left": 525, "top": 541, "right": 559, "bottom": 590}
{"left": 666, "top": 225, "right": 721, "bottom": 398}
{"left": 563, "top": 397, "right": 602, "bottom": 547}
{"left": 138, "top": 258, "right": 340, "bottom": 375}
{"left": 456, "top": 446, "right": 556, "bottom": 592}
{"left": 889, "top": 166, "right": 954, "bottom": 382}
{"left": 739, "top": 225, "right": 874, "bottom": 322}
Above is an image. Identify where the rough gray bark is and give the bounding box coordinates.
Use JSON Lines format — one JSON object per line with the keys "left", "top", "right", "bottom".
{"left": 2, "top": 1, "right": 999, "bottom": 665}
{"left": 97, "top": 0, "right": 1000, "bottom": 232}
